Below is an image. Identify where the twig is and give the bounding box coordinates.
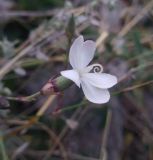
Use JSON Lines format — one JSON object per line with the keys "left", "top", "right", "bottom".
{"left": 0, "top": 10, "right": 55, "bottom": 18}
{"left": 37, "top": 123, "right": 68, "bottom": 160}
{"left": 118, "top": 61, "right": 153, "bottom": 82}
{"left": 22, "top": 150, "right": 99, "bottom": 160}
{"left": 118, "top": 0, "right": 153, "bottom": 37}
{"left": 55, "top": 100, "right": 87, "bottom": 114}
{"left": 0, "top": 6, "right": 86, "bottom": 19}
{"left": 0, "top": 29, "right": 64, "bottom": 80}
{"left": 43, "top": 106, "right": 85, "bottom": 160}
{"left": 0, "top": 134, "right": 9, "bottom": 160}
{"left": 96, "top": 31, "right": 108, "bottom": 48}
{"left": 6, "top": 91, "right": 41, "bottom": 102}
{"left": 100, "top": 109, "right": 112, "bottom": 160}
{"left": 36, "top": 95, "right": 56, "bottom": 117}
{"left": 0, "top": 45, "right": 33, "bottom": 80}
{"left": 114, "top": 79, "right": 153, "bottom": 95}
{"left": 2, "top": 95, "right": 56, "bottom": 137}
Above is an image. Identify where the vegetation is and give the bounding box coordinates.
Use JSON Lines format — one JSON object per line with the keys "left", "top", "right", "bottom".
{"left": 0, "top": 0, "right": 153, "bottom": 159}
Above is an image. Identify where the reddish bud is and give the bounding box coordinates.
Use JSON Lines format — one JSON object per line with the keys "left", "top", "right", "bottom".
{"left": 41, "top": 80, "right": 54, "bottom": 95}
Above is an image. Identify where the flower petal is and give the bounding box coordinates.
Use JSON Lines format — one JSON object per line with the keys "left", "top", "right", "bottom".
{"left": 60, "top": 70, "right": 80, "bottom": 87}
{"left": 81, "top": 79, "right": 110, "bottom": 104}
{"left": 69, "top": 36, "right": 84, "bottom": 69}
{"left": 82, "top": 40, "right": 96, "bottom": 67}
{"left": 69, "top": 35, "right": 96, "bottom": 69}
{"left": 82, "top": 73, "right": 117, "bottom": 89}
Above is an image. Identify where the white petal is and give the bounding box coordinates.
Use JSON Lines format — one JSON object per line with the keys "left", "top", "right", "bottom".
{"left": 69, "top": 35, "right": 96, "bottom": 69}
{"left": 81, "top": 40, "right": 96, "bottom": 67}
{"left": 60, "top": 70, "right": 80, "bottom": 87}
{"left": 69, "top": 36, "right": 84, "bottom": 69}
{"left": 82, "top": 73, "right": 117, "bottom": 89}
{"left": 81, "top": 79, "right": 110, "bottom": 104}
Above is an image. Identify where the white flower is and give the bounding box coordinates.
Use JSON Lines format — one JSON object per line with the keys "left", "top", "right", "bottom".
{"left": 61, "top": 35, "right": 117, "bottom": 104}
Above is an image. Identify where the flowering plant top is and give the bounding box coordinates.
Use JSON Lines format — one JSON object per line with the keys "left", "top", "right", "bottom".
{"left": 61, "top": 36, "right": 117, "bottom": 104}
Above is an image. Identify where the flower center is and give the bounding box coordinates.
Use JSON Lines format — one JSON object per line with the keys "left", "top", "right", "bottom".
{"left": 77, "top": 64, "right": 103, "bottom": 77}
{"left": 92, "top": 64, "right": 103, "bottom": 73}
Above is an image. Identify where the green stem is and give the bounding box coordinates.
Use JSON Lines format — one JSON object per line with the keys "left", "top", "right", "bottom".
{"left": 100, "top": 109, "right": 112, "bottom": 160}
{"left": 59, "top": 100, "right": 87, "bottom": 113}
{"left": 6, "top": 91, "right": 41, "bottom": 102}
{"left": 0, "top": 135, "right": 9, "bottom": 160}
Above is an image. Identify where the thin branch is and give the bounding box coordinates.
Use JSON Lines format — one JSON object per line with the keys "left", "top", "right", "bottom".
{"left": 118, "top": 0, "right": 153, "bottom": 37}
{"left": 100, "top": 109, "right": 112, "bottom": 160}
{"left": 0, "top": 134, "right": 9, "bottom": 160}
{"left": 6, "top": 91, "right": 41, "bottom": 102}
{"left": 114, "top": 79, "right": 153, "bottom": 95}
{"left": 0, "top": 10, "right": 55, "bottom": 18}
{"left": 118, "top": 61, "right": 153, "bottom": 82}
{"left": 37, "top": 123, "right": 68, "bottom": 160}
{"left": 36, "top": 95, "right": 56, "bottom": 117}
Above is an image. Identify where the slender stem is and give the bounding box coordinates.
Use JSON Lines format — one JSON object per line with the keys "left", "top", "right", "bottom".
{"left": 56, "top": 100, "right": 87, "bottom": 114}
{"left": 0, "top": 135, "right": 9, "bottom": 160}
{"left": 0, "top": 10, "right": 55, "bottom": 18}
{"left": 6, "top": 91, "right": 41, "bottom": 102}
{"left": 118, "top": 0, "right": 153, "bottom": 37}
{"left": 118, "top": 61, "right": 153, "bottom": 82}
{"left": 113, "top": 79, "right": 153, "bottom": 95}
{"left": 100, "top": 109, "right": 112, "bottom": 160}
{"left": 36, "top": 95, "right": 56, "bottom": 117}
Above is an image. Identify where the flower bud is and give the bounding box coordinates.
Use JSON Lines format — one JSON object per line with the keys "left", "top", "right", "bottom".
{"left": 41, "top": 76, "right": 73, "bottom": 95}
{"left": 41, "top": 81, "right": 54, "bottom": 95}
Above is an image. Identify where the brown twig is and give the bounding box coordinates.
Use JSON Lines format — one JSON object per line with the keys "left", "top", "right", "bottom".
{"left": 118, "top": 0, "right": 153, "bottom": 37}
{"left": 0, "top": 10, "right": 55, "bottom": 18}
{"left": 6, "top": 91, "right": 41, "bottom": 102}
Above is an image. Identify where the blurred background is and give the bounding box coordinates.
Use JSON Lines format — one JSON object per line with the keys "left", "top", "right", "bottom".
{"left": 0, "top": 0, "right": 153, "bottom": 160}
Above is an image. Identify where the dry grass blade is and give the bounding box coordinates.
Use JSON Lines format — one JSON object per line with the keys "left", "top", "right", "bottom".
{"left": 36, "top": 95, "right": 56, "bottom": 117}
{"left": 118, "top": 0, "right": 153, "bottom": 37}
